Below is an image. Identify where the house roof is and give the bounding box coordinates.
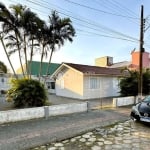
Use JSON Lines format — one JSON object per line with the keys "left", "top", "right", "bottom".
{"left": 28, "top": 61, "right": 60, "bottom": 76}
{"left": 65, "top": 63, "right": 126, "bottom": 76}
{"left": 108, "top": 61, "right": 131, "bottom": 68}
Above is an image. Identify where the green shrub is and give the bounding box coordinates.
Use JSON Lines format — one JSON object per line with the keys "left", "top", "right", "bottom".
{"left": 6, "top": 78, "right": 48, "bottom": 108}
{"left": 119, "top": 69, "right": 150, "bottom": 96}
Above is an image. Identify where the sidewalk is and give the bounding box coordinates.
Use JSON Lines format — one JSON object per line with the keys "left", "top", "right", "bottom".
{"left": 0, "top": 108, "right": 130, "bottom": 150}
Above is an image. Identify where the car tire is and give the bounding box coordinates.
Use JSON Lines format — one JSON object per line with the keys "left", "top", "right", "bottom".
{"left": 130, "top": 112, "right": 134, "bottom": 119}
{"left": 130, "top": 112, "right": 140, "bottom": 121}
{"left": 135, "top": 115, "right": 140, "bottom": 121}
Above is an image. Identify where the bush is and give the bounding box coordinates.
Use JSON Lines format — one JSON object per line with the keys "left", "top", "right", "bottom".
{"left": 6, "top": 78, "right": 48, "bottom": 108}
{"left": 119, "top": 70, "right": 150, "bottom": 96}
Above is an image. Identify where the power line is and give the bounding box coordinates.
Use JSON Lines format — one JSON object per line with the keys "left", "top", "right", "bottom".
{"left": 92, "top": 0, "right": 139, "bottom": 25}
{"left": 93, "top": 0, "right": 137, "bottom": 18}
{"left": 112, "top": 0, "right": 138, "bottom": 17}
{"left": 63, "top": 0, "right": 139, "bottom": 19}
{"left": 76, "top": 28, "right": 139, "bottom": 43}
{"left": 8, "top": 0, "right": 140, "bottom": 43}
{"left": 25, "top": 0, "right": 139, "bottom": 41}
{"left": 74, "top": 22, "right": 139, "bottom": 42}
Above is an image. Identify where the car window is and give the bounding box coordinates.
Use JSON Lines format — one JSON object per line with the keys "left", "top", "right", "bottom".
{"left": 143, "top": 96, "right": 150, "bottom": 102}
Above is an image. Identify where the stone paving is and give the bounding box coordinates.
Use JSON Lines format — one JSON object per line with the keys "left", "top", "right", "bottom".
{"left": 30, "top": 120, "right": 150, "bottom": 150}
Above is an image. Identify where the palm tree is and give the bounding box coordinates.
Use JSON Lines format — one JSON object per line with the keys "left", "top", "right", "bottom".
{"left": 44, "top": 11, "right": 75, "bottom": 83}
{"left": 0, "top": 3, "right": 26, "bottom": 77}
{"left": 0, "top": 3, "right": 44, "bottom": 79}
{"left": 20, "top": 7, "right": 45, "bottom": 78}
{"left": 5, "top": 4, "right": 42, "bottom": 78}
{"left": 25, "top": 13, "right": 45, "bottom": 80}
{"left": 0, "top": 2, "right": 17, "bottom": 78}
{"left": 9, "top": 4, "right": 28, "bottom": 76}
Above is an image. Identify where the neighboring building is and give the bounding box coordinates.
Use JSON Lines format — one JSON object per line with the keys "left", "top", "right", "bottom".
{"left": 16, "top": 61, "right": 60, "bottom": 76}
{"left": 16, "top": 61, "right": 60, "bottom": 93}
{"left": 131, "top": 51, "right": 150, "bottom": 69}
{"left": 95, "top": 56, "right": 113, "bottom": 67}
{"left": 51, "top": 63, "right": 128, "bottom": 99}
{"left": 95, "top": 51, "right": 150, "bottom": 70}
{"left": 0, "top": 73, "right": 11, "bottom": 93}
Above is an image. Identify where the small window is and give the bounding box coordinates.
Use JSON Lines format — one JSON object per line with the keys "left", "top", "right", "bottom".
{"left": 51, "top": 82, "right": 55, "bottom": 89}
{"left": 90, "top": 77, "right": 99, "bottom": 89}
{"left": 46, "top": 82, "right": 55, "bottom": 89}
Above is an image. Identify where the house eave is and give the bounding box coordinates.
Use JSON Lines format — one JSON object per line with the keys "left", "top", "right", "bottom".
{"left": 83, "top": 73, "right": 126, "bottom": 77}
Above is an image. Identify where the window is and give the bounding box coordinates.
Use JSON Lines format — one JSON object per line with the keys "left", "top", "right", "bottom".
{"left": 46, "top": 82, "right": 51, "bottom": 89}
{"left": 46, "top": 82, "right": 55, "bottom": 89}
{"left": 90, "top": 77, "right": 99, "bottom": 89}
{"left": 51, "top": 82, "right": 55, "bottom": 89}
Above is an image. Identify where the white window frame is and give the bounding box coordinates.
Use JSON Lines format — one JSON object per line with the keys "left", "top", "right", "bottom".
{"left": 90, "top": 77, "right": 99, "bottom": 89}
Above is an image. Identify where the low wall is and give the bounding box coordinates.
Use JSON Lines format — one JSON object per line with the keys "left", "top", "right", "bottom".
{"left": 113, "top": 96, "right": 136, "bottom": 107}
{"left": 47, "top": 102, "right": 87, "bottom": 116}
{"left": 0, "top": 102, "right": 87, "bottom": 124}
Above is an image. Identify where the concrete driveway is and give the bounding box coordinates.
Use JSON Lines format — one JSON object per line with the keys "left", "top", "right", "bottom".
{"left": 48, "top": 94, "right": 81, "bottom": 105}
{"left": 0, "top": 94, "right": 82, "bottom": 111}
{"left": 0, "top": 93, "right": 115, "bottom": 111}
{"left": 0, "top": 95, "right": 14, "bottom": 111}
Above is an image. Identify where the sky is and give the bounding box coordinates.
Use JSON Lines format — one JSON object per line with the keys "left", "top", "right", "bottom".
{"left": 1, "top": 0, "right": 150, "bottom": 72}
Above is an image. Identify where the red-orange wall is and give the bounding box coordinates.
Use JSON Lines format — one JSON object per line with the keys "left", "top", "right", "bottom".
{"left": 132, "top": 51, "right": 149, "bottom": 68}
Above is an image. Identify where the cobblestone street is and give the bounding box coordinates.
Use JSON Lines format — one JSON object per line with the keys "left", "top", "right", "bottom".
{"left": 31, "top": 120, "right": 150, "bottom": 150}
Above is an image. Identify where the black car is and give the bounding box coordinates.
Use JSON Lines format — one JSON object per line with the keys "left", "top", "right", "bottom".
{"left": 130, "top": 96, "right": 150, "bottom": 122}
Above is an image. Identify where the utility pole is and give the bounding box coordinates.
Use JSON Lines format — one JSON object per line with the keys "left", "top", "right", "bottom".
{"left": 138, "top": 5, "right": 144, "bottom": 100}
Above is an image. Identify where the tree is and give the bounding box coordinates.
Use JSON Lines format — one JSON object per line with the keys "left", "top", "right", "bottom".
{"left": 143, "top": 69, "right": 150, "bottom": 95}
{"left": 37, "top": 11, "right": 75, "bottom": 82}
{"left": 0, "top": 3, "right": 46, "bottom": 79}
{"left": 44, "top": 11, "right": 75, "bottom": 82}
{"left": 37, "top": 21, "right": 49, "bottom": 81}
{"left": 1, "top": 4, "right": 45, "bottom": 78}
{"left": 0, "top": 2, "right": 75, "bottom": 108}
{"left": 0, "top": 61, "right": 7, "bottom": 73}
{"left": 1, "top": 4, "right": 75, "bottom": 81}
{"left": 0, "top": 2, "right": 17, "bottom": 78}
{"left": 22, "top": 9, "right": 45, "bottom": 78}
{"left": 0, "top": 3, "right": 25, "bottom": 77}
{"left": 119, "top": 69, "right": 150, "bottom": 96}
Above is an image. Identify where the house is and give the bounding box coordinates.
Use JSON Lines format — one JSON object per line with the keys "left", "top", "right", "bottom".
{"left": 51, "top": 63, "right": 128, "bottom": 99}
{"left": 130, "top": 51, "right": 150, "bottom": 70}
{"left": 95, "top": 50, "right": 150, "bottom": 70}
{"left": 16, "top": 61, "right": 60, "bottom": 93}
{"left": 0, "top": 73, "right": 12, "bottom": 94}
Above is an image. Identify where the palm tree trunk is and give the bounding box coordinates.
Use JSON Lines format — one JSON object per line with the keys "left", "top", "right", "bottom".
{"left": 39, "top": 44, "right": 44, "bottom": 81}
{"left": 29, "top": 37, "right": 34, "bottom": 79}
{"left": 23, "top": 33, "right": 28, "bottom": 78}
{"left": 44, "top": 46, "right": 54, "bottom": 84}
{"left": 15, "top": 32, "right": 25, "bottom": 78}
{"left": 0, "top": 35, "right": 18, "bottom": 79}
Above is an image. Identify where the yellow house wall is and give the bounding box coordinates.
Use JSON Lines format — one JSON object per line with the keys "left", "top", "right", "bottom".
{"left": 56, "top": 68, "right": 84, "bottom": 99}
{"left": 64, "top": 69, "right": 83, "bottom": 95}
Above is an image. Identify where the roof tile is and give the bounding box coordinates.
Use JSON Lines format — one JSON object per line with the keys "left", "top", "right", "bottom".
{"left": 65, "top": 63, "right": 125, "bottom": 76}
